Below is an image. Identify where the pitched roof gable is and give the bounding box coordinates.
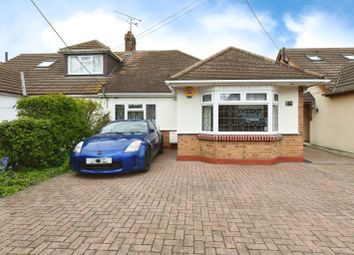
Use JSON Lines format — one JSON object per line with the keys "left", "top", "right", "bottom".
{"left": 172, "top": 46, "right": 321, "bottom": 80}
{"left": 59, "top": 40, "right": 110, "bottom": 52}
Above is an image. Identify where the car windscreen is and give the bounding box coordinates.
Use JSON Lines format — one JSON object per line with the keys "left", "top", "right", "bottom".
{"left": 100, "top": 121, "right": 149, "bottom": 134}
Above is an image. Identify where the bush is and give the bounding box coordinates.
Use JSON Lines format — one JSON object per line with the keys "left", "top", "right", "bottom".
{"left": 0, "top": 118, "right": 64, "bottom": 169}
{"left": 0, "top": 95, "right": 110, "bottom": 170}
{"left": 16, "top": 94, "right": 92, "bottom": 150}
{"left": 76, "top": 99, "right": 110, "bottom": 134}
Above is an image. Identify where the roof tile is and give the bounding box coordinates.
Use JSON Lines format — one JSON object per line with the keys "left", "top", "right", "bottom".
{"left": 173, "top": 47, "right": 321, "bottom": 80}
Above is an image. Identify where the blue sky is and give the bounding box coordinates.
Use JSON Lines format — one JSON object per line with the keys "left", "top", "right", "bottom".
{"left": 1, "top": 0, "right": 354, "bottom": 61}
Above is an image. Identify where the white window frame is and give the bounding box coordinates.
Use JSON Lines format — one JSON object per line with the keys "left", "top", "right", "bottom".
{"left": 200, "top": 89, "right": 279, "bottom": 135}
{"left": 67, "top": 55, "right": 104, "bottom": 75}
{"left": 114, "top": 103, "right": 157, "bottom": 121}
{"left": 201, "top": 93, "right": 214, "bottom": 131}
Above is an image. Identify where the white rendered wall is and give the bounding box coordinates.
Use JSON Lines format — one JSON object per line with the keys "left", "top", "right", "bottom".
{"left": 308, "top": 86, "right": 354, "bottom": 153}
{"left": 106, "top": 97, "right": 177, "bottom": 131}
{"left": 176, "top": 85, "right": 299, "bottom": 134}
{"left": 277, "top": 86, "right": 299, "bottom": 134}
{"left": 176, "top": 88, "right": 201, "bottom": 134}
{"left": 0, "top": 93, "right": 20, "bottom": 121}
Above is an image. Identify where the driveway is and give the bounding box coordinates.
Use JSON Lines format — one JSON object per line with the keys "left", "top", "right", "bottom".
{"left": 0, "top": 148, "right": 354, "bottom": 255}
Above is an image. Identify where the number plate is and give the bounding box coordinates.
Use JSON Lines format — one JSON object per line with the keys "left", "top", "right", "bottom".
{"left": 86, "top": 158, "right": 112, "bottom": 164}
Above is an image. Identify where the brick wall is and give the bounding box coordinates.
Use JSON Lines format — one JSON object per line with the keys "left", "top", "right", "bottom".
{"left": 176, "top": 87, "right": 304, "bottom": 164}
{"left": 161, "top": 131, "right": 177, "bottom": 149}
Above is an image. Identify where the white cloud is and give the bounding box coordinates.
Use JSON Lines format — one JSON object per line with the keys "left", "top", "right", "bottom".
{"left": 284, "top": 12, "right": 354, "bottom": 47}
{"left": 20, "top": 4, "right": 279, "bottom": 60}
{"left": 40, "top": 9, "right": 126, "bottom": 51}
{"left": 137, "top": 5, "right": 279, "bottom": 59}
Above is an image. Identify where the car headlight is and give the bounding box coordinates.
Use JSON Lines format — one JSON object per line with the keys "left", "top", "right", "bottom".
{"left": 125, "top": 140, "right": 142, "bottom": 152}
{"left": 73, "top": 141, "right": 84, "bottom": 154}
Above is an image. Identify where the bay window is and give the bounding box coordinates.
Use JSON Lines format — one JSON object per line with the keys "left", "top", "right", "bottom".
{"left": 201, "top": 90, "right": 279, "bottom": 134}
{"left": 219, "top": 105, "right": 268, "bottom": 132}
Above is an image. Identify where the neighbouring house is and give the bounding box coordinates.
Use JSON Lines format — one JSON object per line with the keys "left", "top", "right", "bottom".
{"left": 277, "top": 48, "right": 354, "bottom": 153}
{"left": 0, "top": 64, "right": 24, "bottom": 121}
{"left": 166, "top": 47, "right": 329, "bottom": 164}
{"left": 0, "top": 32, "right": 199, "bottom": 147}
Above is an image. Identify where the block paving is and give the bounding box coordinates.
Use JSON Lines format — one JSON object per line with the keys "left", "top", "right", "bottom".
{"left": 0, "top": 147, "right": 354, "bottom": 254}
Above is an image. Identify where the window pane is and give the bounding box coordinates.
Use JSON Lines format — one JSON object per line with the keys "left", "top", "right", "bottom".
{"left": 115, "top": 105, "right": 125, "bottom": 120}
{"left": 274, "top": 94, "right": 279, "bottom": 102}
{"left": 93, "top": 55, "right": 103, "bottom": 73}
{"left": 81, "top": 56, "right": 92, "bottom": 74}
{"left": 202, "top": 106, "right": 213, "bottom": 131}
{"left": 246, "top": 93, "right": 267, "bottom": 101}
{"left": 69, "top": 57, "right": 81, "bottom": 74}
{"left": 218, "top": 105, "right": 268, "bottom": 132}
{"left": 272, "top": 105, "right": 278, "bottom": 131}
{"left": 146, "top": 104, "right": 156, "bottom": 121}
{"left": 202, "top": 94, "right": 212, "bottom": 102}
{"left": 128, "top": 104, "right": 143, "bottom": 109}
{"left": 220, "top": 93, "right": 240, "bottom": 101}
{"left": 128, "top": 111, "right": 144, "bottom": 120}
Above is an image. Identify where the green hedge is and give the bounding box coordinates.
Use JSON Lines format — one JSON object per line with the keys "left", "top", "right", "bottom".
{"left": 0, "top": 94, "right": 110, "bottom": 170}
{"left": 16, "top": 94, "right": 92, "bottom": 150}
{"left": 0, "top": 118, "right": 64, "bottom": 169}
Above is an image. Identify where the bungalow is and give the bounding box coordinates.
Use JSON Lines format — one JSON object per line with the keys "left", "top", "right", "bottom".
{"left": 277, "top": 48, "right": 354, "bottom": 153}
{"left": 166, "top": 47, "right": 329, "bottom": 164}
{"left": 0, "top": 32, "right": 330, "bottom": 163}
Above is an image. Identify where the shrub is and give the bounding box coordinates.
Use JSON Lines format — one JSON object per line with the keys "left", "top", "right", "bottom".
{"left": 0, "top": 117, "right": 64, "bottom": 169}
{"left": 76, "top": 99, "right": 110, "bottom": 134}
{"left": 16, "top": 94, "right": 91, "bottom": 150}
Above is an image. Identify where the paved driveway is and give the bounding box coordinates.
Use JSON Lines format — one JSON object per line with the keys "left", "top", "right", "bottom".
{"left": 0, "top": 148, "right": 354, "bottom": 255}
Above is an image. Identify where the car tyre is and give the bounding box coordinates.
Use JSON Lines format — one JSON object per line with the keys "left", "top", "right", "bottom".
{"left": 158, "top": 137, "right": 164, "bottom": 154}
{"left": 142, "top": 147, "right": 151, "bottom": 172}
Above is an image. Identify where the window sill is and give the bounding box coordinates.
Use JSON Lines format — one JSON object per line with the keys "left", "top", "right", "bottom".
{"left": 197, "top": 134, "right": 283, "bottom": 142}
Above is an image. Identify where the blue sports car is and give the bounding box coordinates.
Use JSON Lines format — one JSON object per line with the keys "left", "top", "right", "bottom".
{"left": 70, "top": 120, "right": 163, "bottom": 174}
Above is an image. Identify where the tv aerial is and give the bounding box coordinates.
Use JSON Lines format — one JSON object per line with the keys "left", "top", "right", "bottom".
{"left": 114, "top": 11, "right": 142, "bottom": 32}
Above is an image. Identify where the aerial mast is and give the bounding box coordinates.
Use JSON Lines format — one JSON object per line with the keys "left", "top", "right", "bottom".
{"left": 114, "top": 11, "right": 142, "bottom": 32}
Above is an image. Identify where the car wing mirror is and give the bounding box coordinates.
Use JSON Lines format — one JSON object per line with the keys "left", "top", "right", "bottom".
{"left": 149, "top": 128, "right": 155, "bottom": 133}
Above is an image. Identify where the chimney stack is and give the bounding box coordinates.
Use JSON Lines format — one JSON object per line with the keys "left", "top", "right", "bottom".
{"left": 125, "top": 31, "right": 136, "bottom": 52}
{"left": 5, "top": 52, "right": 8, "bottom": 62}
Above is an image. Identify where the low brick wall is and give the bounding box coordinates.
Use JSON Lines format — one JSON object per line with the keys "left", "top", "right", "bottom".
{"left": 177, "top": 134, "right": 304, "bottom": 164}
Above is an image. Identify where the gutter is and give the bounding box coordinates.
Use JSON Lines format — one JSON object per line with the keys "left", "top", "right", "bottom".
{"left": 20, "top": 71, "right": 27, "bottom": 96}
{"left": 97, "top": 92, "right": 175, "bottom": 98}
{"left": 165, "top": 79, "right": 331, "bottom": 87}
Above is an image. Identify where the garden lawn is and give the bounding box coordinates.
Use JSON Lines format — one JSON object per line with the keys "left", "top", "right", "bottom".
{"left": 0, "top": 163, "right": 69, "bottom": 197}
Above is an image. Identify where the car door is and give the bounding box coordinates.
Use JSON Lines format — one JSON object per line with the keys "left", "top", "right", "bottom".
{"left": 148, "top": 121, "right": 160, "bottom": 156}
